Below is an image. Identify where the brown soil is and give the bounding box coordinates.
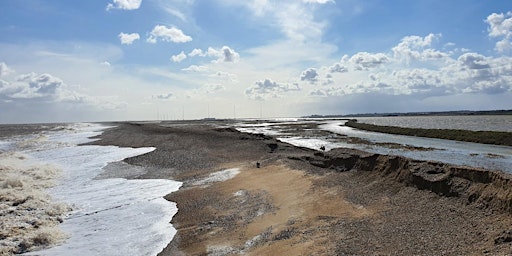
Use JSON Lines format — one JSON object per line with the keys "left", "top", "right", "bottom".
{"left": 90, "top": 121, "right": 512, "bottom": 256}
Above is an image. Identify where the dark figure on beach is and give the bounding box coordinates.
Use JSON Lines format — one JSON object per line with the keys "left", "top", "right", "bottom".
{"left": 256, "top": 162, "right": 260, "bottom": 168}
{"left": 320, "top": 146, "right": 325, "bottom": 151}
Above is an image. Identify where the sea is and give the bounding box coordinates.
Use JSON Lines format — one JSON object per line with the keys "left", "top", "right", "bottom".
{"left": 0, "top": 123, "right": 181, "bottom": 255}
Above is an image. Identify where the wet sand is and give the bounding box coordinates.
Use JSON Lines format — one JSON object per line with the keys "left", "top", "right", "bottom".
{"left": 91, "top": 121, "right": 512, "bottom": 255}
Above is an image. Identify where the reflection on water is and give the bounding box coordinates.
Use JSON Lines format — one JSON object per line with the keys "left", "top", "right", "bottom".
{"left": 235, "top": 118, "right": 512, "bottom": 174}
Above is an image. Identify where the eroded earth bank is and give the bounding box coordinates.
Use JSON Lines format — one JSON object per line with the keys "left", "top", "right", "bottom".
{"left": 91, "top": 121, "right": 512, "bottom": 255}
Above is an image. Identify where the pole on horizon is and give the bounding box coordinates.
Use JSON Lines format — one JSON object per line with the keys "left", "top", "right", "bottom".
{"left": 233, "top": 104, "right": 236, "bottom": 120}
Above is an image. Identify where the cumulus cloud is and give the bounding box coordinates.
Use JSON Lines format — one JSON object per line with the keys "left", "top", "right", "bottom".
{"left": 300, "top": 68, "right": 319, "bottom": 83}
{"left": 0, "top": 72, "right": 89, "bottom": 104}
{"left": 147, "top": 25, "right": 192, "bottom": 43}
{"left": 486, "top": 12, "right": 512, "bottom": 53}
{"left": 189, "top": 48, "right": 204, "bottom": 57}
{"left": 106, "top": 0, "right": 142, "bottom": 11}
{"left": 349, "top": 52, "right": 389, "bottom": 70}
{"left": 0, "top": 62, "right": 14, "bottom": 77}
{"left": 171, "top": 51, "right": 187, "bottom": 62}
{"left": 187, "top": 46, "right": 240, "bottom": 63}
{"left": 457, "top": 53, "right": 490, "bottom": 70}
{"left": 152, "top": 92, "right": 173, "bottom": 100}
{"left": 207, "top": 46, "right": 240, "bottom": 63}
{"left": 245, "top": 78, "right": 300, "bottom": 100}
{"left": 220, "top": 46, "right": 239, "bottom": 62}
{"left": 392, "top": 33, "right": 447, "bottom": 63}
{"left": 310, "top": 28, "right": 512, "bottom": 102}
{"left": 0, "top": 71, "right": 126, "bottom": 110}
{"left": 118, "top": 32, "right": 140, "bottom": 45}
{"left": 14, "top": 73, "right": 65, "bottom": 99}
{"left": 391, "top": 68, "right": 444, "bottom": 95}
{"left": 329, "top": 63, "right": 348, "bottom": 73}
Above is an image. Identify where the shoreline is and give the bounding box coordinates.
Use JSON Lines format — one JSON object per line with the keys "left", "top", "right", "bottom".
{"left": 0, "top": 123, "right": 181, "bottom": 255}
{"left": 89, "top": 121, "right": 512, "bottom": 255}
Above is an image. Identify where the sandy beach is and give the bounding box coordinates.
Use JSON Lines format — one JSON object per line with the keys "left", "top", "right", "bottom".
{"left": 87, "top": 121, "right": 512, "bottom": 255}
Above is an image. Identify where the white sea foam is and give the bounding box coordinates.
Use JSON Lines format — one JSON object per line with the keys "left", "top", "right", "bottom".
{"left": 0, "top": 151, "right": 69, "bottom": 255}
{"left": 192, "top": 168, "right": 240, "bottom": 186}
{"left": 8, "top": 123, "right": 183, "bottom": 256}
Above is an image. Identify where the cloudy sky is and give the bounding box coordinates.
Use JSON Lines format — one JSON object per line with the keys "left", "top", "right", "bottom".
{"left": 1, "top": 0, "right": 512, "bottom": 123}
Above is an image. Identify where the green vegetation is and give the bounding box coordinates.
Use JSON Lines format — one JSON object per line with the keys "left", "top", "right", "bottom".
{"left": 345, "top": 120, "right": 512, "bottom": 147}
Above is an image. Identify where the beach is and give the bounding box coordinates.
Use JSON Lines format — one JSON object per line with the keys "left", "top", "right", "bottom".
{"left": 89, "top": 121, "right": 512, "bottom": 255}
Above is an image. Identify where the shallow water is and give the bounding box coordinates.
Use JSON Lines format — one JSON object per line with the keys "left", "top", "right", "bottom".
{"left": 1, "top": 123, "right": 182, "bottom": 256}
{"left": 236, "top": 119, "right": 512, "bottom": 173}
{"left": 321, "top": 121, "right": 512, "bottom": 173}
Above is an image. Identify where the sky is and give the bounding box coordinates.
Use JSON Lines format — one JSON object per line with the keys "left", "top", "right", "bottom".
{"left": 1, "top": 0, "right": 512, "bottom": 123}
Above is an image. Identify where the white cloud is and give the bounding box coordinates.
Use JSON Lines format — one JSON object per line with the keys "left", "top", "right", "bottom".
{"left": 309, "top": 87, "right": 345, "bottom": 97}
{"left": 188, "top": 46, "right": 240, "bottom": 63}
{"left": 495, "top": 39, "right": 512, "bottom": 53}
{"left": 152, "top": 92, "right": 174, "bottom": 100}
{"left": 303, "top": 0, "right": 334, "bottom": 3}
{"left": 329, "top": 63, "right": 348, "bottom": 73}
{"left": 275, "top": 3, "right": 325, "bottom": 42}
{"left": 0, "top": 71, "right": 126, "bottom": 111}
{"left": 171, "top": 51, "right": 187, "bottom": 62}
{"left": 349, "top": 52, "right": 389, "bottom": 70}
{"left": 300, "top": 68, "right": 319, "bottom": 83}
{"left": 309, "top": 31, "right": 512, "bottom": 103}
{"left": 392, "top": 33, "right": 447, "bottom": 63}
{"left": 220, "top": 1, "right": 328, "bottom": 43}
{"left": 106, "top": 0, "right": 142, "bottom": 11}
{"left": 0, "top": 62, "right": 14, "bottom": 77}
{"left": 189, "top": 48, "right": 204, "bottom": 57}
{"left": 118, "top": 32, "right": 140, "bottom": 45}
{"left": 13, "top": 73, "right": 65, "bottom": 100}
{"left": 485, "top": 12, "right": 512, "bottom": 37}
{"left": 245, "top": 78, "right": 300, "bottom": 100}
{"left": 147, "top": 25, "right": 192, "bottom": 43}
{"left": 457, "top": 53, "right": 490, "bottom": 70}
{"left": 100, "top": 61, "right": 111, "bottom": 67}
{"left": 486, "top": 12, "right": 512, "bottom": 52}
{"left": 182, "top": 65, "right": 209, "bottom": 72}
{"left": 207, "top": 46, "right": 240, "bottom": 63}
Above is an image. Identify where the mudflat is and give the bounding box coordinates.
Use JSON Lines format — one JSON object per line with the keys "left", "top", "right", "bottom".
{"left": 91, "top": 121, "right": 512, "bottom": 255}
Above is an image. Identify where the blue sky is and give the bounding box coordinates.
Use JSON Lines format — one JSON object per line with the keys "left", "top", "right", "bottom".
{"left": 1, "top": 0, "right": 512, "bottom": 123}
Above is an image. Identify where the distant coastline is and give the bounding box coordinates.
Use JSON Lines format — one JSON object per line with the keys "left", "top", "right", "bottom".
{"left": 305, "top": 109, "right": 512, "bottom": 118}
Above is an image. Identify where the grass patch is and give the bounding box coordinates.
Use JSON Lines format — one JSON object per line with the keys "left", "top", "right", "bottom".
{"left": 345, "top": 120, "right": 512, "bottom": 147}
